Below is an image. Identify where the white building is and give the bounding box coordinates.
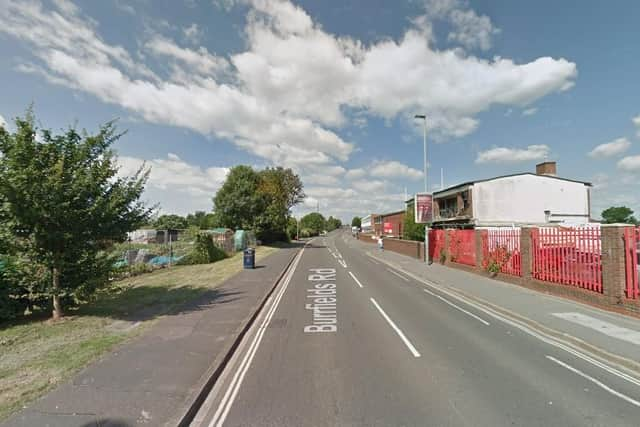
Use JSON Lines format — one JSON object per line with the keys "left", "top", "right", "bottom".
{"left": 361, "top": 214, "right": 373, "bottom": 233}
{"left": 432, "top": 162, "right": 592, "bottom": 227}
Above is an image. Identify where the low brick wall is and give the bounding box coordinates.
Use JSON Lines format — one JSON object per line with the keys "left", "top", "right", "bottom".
{"left": 428, "top": 225, "right": 640, "bottom": 316}
{"left": 358, "top": 234, "right": 424, "bottom": 260}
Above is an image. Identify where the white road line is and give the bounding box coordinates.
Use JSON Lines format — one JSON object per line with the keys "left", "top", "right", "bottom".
{"left": 546, "top": 355, "right": 640, "bottom": 408}
{"left": 370, "top": 298, "right": 421, "bottom": 358}
{"left": 348, "top": 271, "right": 364, "bottom": 288}
{"left": 208, "top": 247, "right": 305, "bottom": 427}
{"left": 423, "top": 288, "right": 490, "bottom": 326}
{"left": 551, "top": 312, "right": 640, "bottom": 346}
{"left": 370, "top": 256, "right": 640, "bottom": 390}
{"left": 369, "top": 258, "right": 380, "bottom": 265}
{"left": 338, "top": 259, "right": 347, "bottom": 268}
{"left": 386, "top": 268, "right": 409, "bottom": 282}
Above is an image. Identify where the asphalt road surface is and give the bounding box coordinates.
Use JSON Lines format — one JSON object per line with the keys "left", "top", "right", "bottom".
{"left": 193, "top": 230, "right": 640, "bottom": 427}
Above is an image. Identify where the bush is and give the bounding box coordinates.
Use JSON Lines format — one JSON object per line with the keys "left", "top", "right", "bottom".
{"left": 177, "top": 233, "right": 227, "bottom": 265}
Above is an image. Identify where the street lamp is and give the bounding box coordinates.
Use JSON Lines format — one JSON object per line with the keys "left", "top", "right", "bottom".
{"left": 414, "top": 114, "right": 427, "bottom": 193}
{"left": 414, "top": 114, "right": 430, "bottom": 264}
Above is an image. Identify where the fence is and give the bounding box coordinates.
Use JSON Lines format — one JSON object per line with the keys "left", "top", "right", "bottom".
{"left": 624, "top": 227, "right": 640, "bottom": 299}
{"left": 481, "top": 228, "right": 521, "bottom": 277}
{"left": 531, "top": 227, "right": 602, "bottom": 293}
{"left": 429, "top": 229, "right": 445, "bottom": 262}
{"left": 447, "top": 229, "right": 476, "bottom": 266}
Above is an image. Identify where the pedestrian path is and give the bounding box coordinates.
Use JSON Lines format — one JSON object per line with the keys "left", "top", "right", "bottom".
{"left": 2, "top": 246, "right": 299, "bottom": 427}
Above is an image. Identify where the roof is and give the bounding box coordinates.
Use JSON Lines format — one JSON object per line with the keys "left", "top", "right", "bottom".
{"left": 378, "top": 209, "right": 406, "bottom": 218}
{"left": 433, "top": 173, "right": 592, "bottom": 196}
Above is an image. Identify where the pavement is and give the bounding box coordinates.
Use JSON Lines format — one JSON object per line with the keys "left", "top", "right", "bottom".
{"left": 193, "top": 230, "right": 640, "bottom": 427}
{"left": 2, "top": 245, "right": 300, "bottom": 427}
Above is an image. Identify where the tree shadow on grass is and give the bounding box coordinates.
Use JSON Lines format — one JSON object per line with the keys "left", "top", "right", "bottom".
{"left": 74, "top": 285, "right": 244, "bottom": 323}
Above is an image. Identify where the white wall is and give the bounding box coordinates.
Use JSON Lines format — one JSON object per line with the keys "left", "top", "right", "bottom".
{"left": 472, "top": 175, "right": 590, "bottom": 225}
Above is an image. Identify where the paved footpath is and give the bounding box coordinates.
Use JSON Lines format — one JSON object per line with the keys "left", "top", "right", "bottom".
{"left": 2, "top": 245, "right": 299, "bottom": 427}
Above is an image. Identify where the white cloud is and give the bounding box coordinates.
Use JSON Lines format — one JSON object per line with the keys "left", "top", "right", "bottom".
{"left": 476, "top": 144, "right": 550, "bottom": 163}
{"left": 182, "top": 23, "right": 203, "bottom": 45}
{"left": 633, "top": 115, "right": 640, "bottom": 137}
{"left": 118, "top": 153, "right": 229, "bottom": 196}
{"left": 114, "top": 0, "right": 135, "bottom": 15}
{"left": 618, "top": 155, "right": 640, "bottom": 172}
{"left": 0, "top": 0, "right": 580, "bottom": 219}
{"left": 423, "top": 0, "right": 500, "bottom": 51}
{"left": 345, "top": 168, "right": 366, "bottom": 180}
{"left": 369, "top": 160, "right": 422, "bottom": 180}
{"left": 522, "top": 107, "right": 537, "bottom": 116}
{"left": 0, "top": 114, "right": 6, "bottom": 129}
{"left": 588, "top": 137, "right": 631, "bottom": 158}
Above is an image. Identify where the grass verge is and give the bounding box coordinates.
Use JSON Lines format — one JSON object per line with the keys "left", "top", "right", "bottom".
{"left": 0, "top": 245, "right": 281, "bottom": 421}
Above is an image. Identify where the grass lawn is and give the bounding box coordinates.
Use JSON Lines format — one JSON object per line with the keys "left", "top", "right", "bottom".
{"left": 0, "top": 245, "right": 282, "bottom": 421}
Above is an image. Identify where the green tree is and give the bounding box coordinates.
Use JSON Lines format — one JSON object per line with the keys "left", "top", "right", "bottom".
{"left": 601, "top": 206, "right": 639, "bottom": 224}
{"left": 351, "top": 216, "right": 361, "bottom": 228}
{"left": 213, "top": 165, "right": 266, "bottom": 230}
{"left": 213, "top": 166, "right": 304, "bottom": 242}
{"left": 403, "top": 201, "right": 425, "bottom": 241}
{"left": 326, "top": 216, "right": 342, "bottom": 231}
{"left": 300, "top": 212, "right": 326, "bottom": 236}
{"left": 0, "top": 112, "right": 151, "bottom": 320}
{"left": 154, "top": 214, "right": 188, "bottom": 229}
{"left": 286, "top": 217, "right": 299, "bottom": 240}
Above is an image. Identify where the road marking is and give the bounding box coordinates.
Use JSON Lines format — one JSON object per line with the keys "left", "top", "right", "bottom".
{"left": 335, "top": 250, "right": 343, "bottom": 259}
{"left": 368, "top": 255, "right": 640, "bottom": 390}
{"left": 370, "top": 297, "right": 421, "bottom": 358}
{"left": 423, "top": 288, "right": 490, "bottom": 326}
{"left": 369, "top": 258, "right": 380, "bottom": 265}
{"left": 208, "top": 246, "right": 305, "bottom": 427}
{"left": 552, "top": 312, "right": 640, "bottom": 346}
{"left": 386, "top": 268, "right": 409, "bottom": 282}
{"left": 348, "top": 271, "right": 364, "bottom": 288}
{"left": 338, "top": 259, "right": 347, "bottom": 268}
{"left": 546, "top": 355, "right": 640, "bottom": 408}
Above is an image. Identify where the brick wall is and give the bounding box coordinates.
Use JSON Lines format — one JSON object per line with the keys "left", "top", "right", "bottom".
{"left": 424, "top": 225, "right": 640, "bottom": 316}
{"left": 359, "top": 234, "right": 424, "bottom": 260}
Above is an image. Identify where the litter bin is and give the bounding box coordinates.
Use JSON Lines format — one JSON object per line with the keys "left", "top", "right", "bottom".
{"left": 243, "top": 248, "right": 255, "bottom": 269}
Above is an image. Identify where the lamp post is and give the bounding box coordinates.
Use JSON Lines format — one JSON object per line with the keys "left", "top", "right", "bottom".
{"left": 414, "top": 114, "right": 427, "bottom": 192}
{"left": 414, "top": 114, "right": 429, "bottom": 264}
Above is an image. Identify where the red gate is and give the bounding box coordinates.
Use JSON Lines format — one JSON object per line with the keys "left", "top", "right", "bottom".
{"left": 531, "top": 227, "right": 602, "bottom": 293}
{"left": 624, "top": 227, "right": 640, "bottom": 299}
{"left": 448, "top": 229, "right": 476, "bottom": 266}
{"left": 482, "top": 228, "right": 522, "bottom": 277}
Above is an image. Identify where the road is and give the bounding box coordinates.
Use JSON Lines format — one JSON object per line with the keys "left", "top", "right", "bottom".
{"left": 192, "top": 230, "right": 640, "bottom": 426}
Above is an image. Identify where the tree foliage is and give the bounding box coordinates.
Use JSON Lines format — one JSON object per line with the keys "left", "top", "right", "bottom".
{"left": 601, "top": 206, "right": 639, "bottom": 225}
{"left": 153, "top": 214, "right": 188, "bottom": 229}
{"left": 0, "top": 112, "right": 151, "bottom": 320}
{"left": 213, "top": 166, "right": 304, "bottom": 242}
{"left": 326, "top": 216, "right": 342, "bottom": 231}
{"left": 351, "top": 216, "right": 361, "bottom": 228}
{"left": 300, "top": 212, "right": 326, "bottom": 236}
{"left": 403, "top": 202, "right": 425, "bottom": 241}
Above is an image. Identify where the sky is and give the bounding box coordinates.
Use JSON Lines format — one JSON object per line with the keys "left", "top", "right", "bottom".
{"left": 1, "top": 0, "right": 639, "bottom": 223}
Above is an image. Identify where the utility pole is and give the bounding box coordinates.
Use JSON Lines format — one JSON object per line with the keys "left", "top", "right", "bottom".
{"left": 414, "top": 115, "right": 427, "bottom": 192}
{"left": 414, "top": 114, "right": 429, "bottom": 264}
{"left": 441, "top": 167, "right": 444, "bottom": 189}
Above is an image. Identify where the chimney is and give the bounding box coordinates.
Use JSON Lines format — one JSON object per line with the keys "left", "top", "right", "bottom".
{"left": 536, "top": 161, "right": 557, "bottom": 176}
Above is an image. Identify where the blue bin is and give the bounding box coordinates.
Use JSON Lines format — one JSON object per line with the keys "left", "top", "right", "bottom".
{"left": 243, "top": 248, "right": 255, "bottom": 269}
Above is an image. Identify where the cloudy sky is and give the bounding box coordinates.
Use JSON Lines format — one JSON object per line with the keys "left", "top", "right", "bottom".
{"left": 1, "top": 0, "right": 639, "bottom": 222}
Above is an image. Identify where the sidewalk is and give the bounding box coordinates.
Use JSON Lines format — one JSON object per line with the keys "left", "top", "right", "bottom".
{"left": 348, "top": 236, "right": 640, "bottom": 369}
{"left": 2, "top": 246, "right": 299, "bottom": 427}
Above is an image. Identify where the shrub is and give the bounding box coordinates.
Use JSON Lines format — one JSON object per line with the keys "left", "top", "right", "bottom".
{"left": 177, "top": 233, "right": 227, "bottom": 265}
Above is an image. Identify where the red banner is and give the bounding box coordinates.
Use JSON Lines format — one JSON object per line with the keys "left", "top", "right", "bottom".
{"left": 383, "top": 222, "right": 393, "bottom": 235}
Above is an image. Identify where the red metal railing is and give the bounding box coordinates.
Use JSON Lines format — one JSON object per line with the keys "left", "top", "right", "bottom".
{"left": 531, "top": 227, "right": 602, "bottom": 293}
{"left": 429, "top": 229, "right": 445, "bottom": 262}
{"left": 624, "top": 227, "right": 640, "bottom": 299}
{"left": 448, "top": 229, "right": 476, "bottom": 266}
{"left": 481, "top": 228, "right": 522, "bottom": 276}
